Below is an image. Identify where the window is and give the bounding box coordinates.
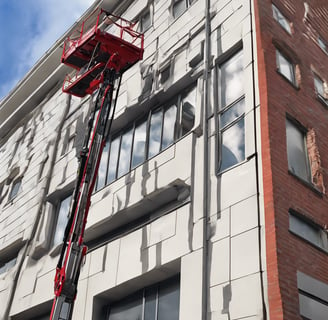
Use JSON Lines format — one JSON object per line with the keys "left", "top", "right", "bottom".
{"left": 297, "top": 272, "right": 328, "bottom": 320}
{"left": 289, "top": 210, "right": 328, "bottom": 252}
{"left": 53, "top": 195, "right": 72, "bottom": 246}
{"left": 140, "top": 9, "right": 152, "bottom": 33}
{"left": 107, "top": 277, "right": 180, "bottom": 320}
{"left": 314, "top": 75, "right": 328, "bottom": 104}
{"left": 0, "top": 256, "right": 17, "bottom": 275}
{"left": 218, "top": 50, "right": 245, "bottom": 172}
{"left": 8, "top": 178, "right": 22, "bottom": 201}
{"left": 95, "top": 85, "right": 196, "bottom": 191}
{"left": 172, "top": 0, "right": 194, "bottom": 19}
{"left": 286, "top": 118, "right": 311, "bottom": 182}
{"left": 272, "top": 4, "right": 291, "bottom": 34}
{"left": 276, "top": 50, "right": 296, "bottom": 84}
{"left": 317, "top": 36, "right": 328, "bottom": 55}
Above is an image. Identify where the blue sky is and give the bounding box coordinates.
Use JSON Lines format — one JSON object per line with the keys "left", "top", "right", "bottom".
{"left": 0, "top": 0, "right": 94, "bottom": 100}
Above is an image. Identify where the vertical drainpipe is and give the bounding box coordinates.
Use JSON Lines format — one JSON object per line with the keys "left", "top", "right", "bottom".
{"left": 202, "top": 0, "right": 211, "bottom": 319}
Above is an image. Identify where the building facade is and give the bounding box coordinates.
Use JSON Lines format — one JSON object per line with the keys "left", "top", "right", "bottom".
{"left": 0, "top": 0, "right": 327, "bottom": 319}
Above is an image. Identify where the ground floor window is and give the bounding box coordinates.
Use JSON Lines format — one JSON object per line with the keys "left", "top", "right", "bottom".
{"left": 107, "top": 276, "right": 180, "bottom": 320}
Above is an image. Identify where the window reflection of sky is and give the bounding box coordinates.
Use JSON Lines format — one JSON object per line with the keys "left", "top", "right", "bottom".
{"left": 221, "top": 118, "right": 245, "bottom": 171}
{"left": 54, "top": 195, "right": 72, "bottom": 246}
{"left": 148, "top": 110, "right": 163, "bottom": 158}
{"left": 117, "top": 129, "right": 133, "bottom": 177}
{"left": 96, "top": 141, "right": 110, "bottom": 190}
{"left": 220, "top": 98, "right": 245, "bottom": 128}
{"left": 162, "top": 105, "right": 177, "bottom": 150}
{"left": 132, "top": 122, "right": 147, "bottom": 168}
{"left": 221, "top": 51, "right": 244, "bottom": 107}
{"left": 107, "top": 138, "right": 120, "bottom": 183}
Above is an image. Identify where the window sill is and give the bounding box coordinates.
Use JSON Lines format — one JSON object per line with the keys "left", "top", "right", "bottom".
{"left": 288, "top": 170, "right": 323, "bottom": 197}
{"left": 276, "top": 70, "right": 299, "bottom": 90}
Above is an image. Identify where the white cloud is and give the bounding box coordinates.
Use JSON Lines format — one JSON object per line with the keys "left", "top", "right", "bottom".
{"left": 0, "top": 0, "right": 95, "bottom": 100}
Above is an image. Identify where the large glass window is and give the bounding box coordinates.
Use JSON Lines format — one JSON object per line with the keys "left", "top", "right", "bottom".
{"left": 107, "top": 277, "right": 180, "bottom": 320}
{"left": 286, "top": 118, "right": 311, "bottom": 182}
{"left": 95, "top": 85, "right": 196, "bottom": 191}
{"left": 53, "top": 194, "right": 72, "bottom": 246}
{"left": 218, "top": 50, "right": 245, "bottom": 172}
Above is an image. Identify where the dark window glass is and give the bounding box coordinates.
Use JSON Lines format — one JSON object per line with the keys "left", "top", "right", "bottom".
{"left": 144, "top": 287, "right": 157, "bottom": 320}
{"left": 96, "top": 141, "right": 110, "bottom": 191}
{"left": 181, "top": 87, "right": 196, "bottom": 135}
{"left": 220, "top": 98, "right": 245, "bottom": 128}
{"left": 141, "top": 10, "right": 151, "bottom": 32}
{"left": 0, "top": 257, "right": 17, "bottom": 274}
{"left": 53, "top": 195, "right": 72, "bottom": 246}
{"left": 107, "top": 137, "right": 120, "bottom": 184}
{"left": 158, "top": 280, "right": 180, "bottom": 320}
{"left": 132, "top": 122, "right": 147, "bottom": 169}
{"left": 318, "top": 36, "right": 328, "bottom": 54}
{"left": 148, "top": 110, "right": 163, "bottom": 158}
{"left": 173, "top": 0, "right": 187, "bottom": 19}
{"left": 117, "top": 128, "right": 133, "bottom": 178}
{"left": 109, "top": 293, "right": 143, "bottom": 320}
{"left": 289, "top": 212, "right": 327, "bottom": 250}
{"left": 8, "top": 179, "right": 22, "bottom": 201}
{"left": 108, "top": 277, "right": 180, "bottom": 320}
{"left": 286, "top": 119, "right": 311, "bottom": 182}
{"left": 162, "top": 105, "right": 177, "bottom": 150}
{"left": 221, "top": 118, "right": 245, "bottom": 172}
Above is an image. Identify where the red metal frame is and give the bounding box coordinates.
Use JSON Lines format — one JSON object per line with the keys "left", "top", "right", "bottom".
{"left": 61, "top": 8, "right": 144, "bottom": 97}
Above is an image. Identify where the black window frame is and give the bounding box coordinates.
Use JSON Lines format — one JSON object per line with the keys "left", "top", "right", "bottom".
{"left": 0, "top": 255, "right": 17, "bottom": 275}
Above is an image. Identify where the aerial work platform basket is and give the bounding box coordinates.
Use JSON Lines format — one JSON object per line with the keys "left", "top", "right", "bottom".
{"left": 61, "top": 8, "right": 144, "bottom": 97}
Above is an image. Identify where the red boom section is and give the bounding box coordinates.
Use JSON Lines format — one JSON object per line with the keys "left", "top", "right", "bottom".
{"left": 61, "top": 8, "right": 144, "bottom": 97}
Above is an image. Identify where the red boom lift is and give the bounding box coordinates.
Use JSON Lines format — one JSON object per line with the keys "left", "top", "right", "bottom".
{"left": 50, "top": 8, "right": 144, "bottom": 320}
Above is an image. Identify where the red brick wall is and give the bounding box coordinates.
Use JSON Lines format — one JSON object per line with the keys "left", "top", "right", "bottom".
{"left": 254, "top": 0, "right": 328, "bottom": 319}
